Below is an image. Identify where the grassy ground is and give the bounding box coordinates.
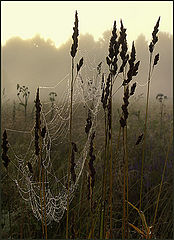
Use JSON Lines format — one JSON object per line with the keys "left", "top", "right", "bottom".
{"left": 1, "top": 98, "right": 173, "bottom": 239}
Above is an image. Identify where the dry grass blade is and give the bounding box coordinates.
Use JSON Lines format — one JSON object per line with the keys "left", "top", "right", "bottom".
{"left": 127, "top": 201, "right": 151, "bottom": 238}
{"left": 128, "top": 222, "right": 146, "bottom": 238}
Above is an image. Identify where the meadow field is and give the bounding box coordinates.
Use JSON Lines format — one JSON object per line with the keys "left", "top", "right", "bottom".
{"left": 1, "top": 12, "right": 173, "bottom": 239}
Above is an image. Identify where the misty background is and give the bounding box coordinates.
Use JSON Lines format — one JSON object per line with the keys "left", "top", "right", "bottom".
{"left": 1, "top": 30, "right": 173, "bottom": 104}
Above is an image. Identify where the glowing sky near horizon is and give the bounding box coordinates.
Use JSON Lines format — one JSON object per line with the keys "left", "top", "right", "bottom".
{"left": 1, "top": 1, "right": 173, "bottom": 48}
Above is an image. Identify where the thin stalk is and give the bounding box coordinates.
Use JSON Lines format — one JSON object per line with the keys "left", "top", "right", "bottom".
{"left": 66, "top": 57, "right": 74, "bottom": 239}
{"left": 114, "top": 125, "right": 121, "bottom": 178}
{"left": 122, "top": 127, "right": 126, "bottom": 240}
{"left": 25, "top": 96, "right": 27, "bottom": 120}
{"left": 90, "top": 178, "right": 94, "bottom": 239}
{"left": 140, "top": 52, "right": 153, "bottom": 211}
{"left": 41, "top": 165, "right": 48, "bottom": 240}
{"left": 78, "top": 171, "right": 85, "bottom": 237}
{"left": 160, "top": 102, "right": 163, "bottom": 137}
{"left": 38, "top": 151, "right": 45, "bottom": 239}
{"left": 100, "top": 110, "right": 107, "bottom": 239}
{"left": 109, "top": 78, "right": 113, "bottom": 238}
{"left": 38, "top": 123, "right": 48, "bottom": 240}
{"left": 125, "top": 125, "right": 129, "bottom": 238}
{"left": 7, "top": 170, "right": 12, "bottom": 239}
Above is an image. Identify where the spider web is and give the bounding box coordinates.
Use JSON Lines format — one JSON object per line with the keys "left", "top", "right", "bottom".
{"left": 4, "top": 58, "right": 103, "bottom": 225}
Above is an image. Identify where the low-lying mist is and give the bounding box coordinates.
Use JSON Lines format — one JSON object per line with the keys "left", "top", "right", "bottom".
{"left": 1, "top": 31, "right": 173, "bottom": 104}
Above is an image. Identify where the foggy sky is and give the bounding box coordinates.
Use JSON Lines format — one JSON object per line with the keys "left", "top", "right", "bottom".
{"left": 1, "top": 31, "right": 173, "bottom": 104}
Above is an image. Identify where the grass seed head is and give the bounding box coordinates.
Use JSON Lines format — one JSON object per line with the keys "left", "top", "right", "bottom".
{"left": 153, "top": 53, "right": 160, "bottom": 66}
{"left": 70, "top": 10, "right": 79, "bottom": 58}
{"left": 34, "top": 88, "right": 42, "bottom": 156}
{"left": 77, "top": 57, "right": 83, "bottom": 72}
{"left": 130, "top": 82, "right": 137, "bottom": 96}
{"left": 2, "top": 130, "right": 10, "bottom": 169}
{"left": 149, "top": 17, "right": 160, "bottom": 53}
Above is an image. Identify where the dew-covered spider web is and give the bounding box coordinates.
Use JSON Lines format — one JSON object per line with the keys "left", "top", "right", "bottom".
{"left": 4, "top": 55, "right": 104, "bottom": 225}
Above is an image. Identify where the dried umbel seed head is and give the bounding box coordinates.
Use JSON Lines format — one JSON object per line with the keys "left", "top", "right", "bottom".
{"left": 2, "top": 130, "right": 10, "bottom": 169}
{"left": 70, "top": 11, "right": 79, "bottom": 58}
{"left": 156, "top": 93, "right": 166, "bottom": 103}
